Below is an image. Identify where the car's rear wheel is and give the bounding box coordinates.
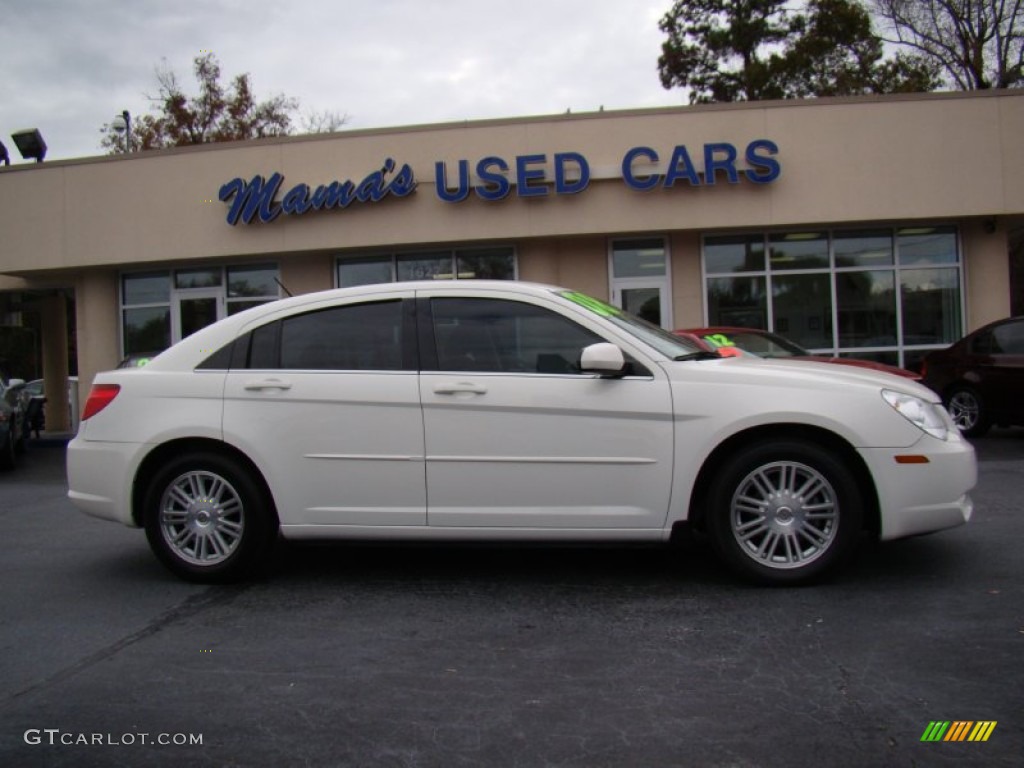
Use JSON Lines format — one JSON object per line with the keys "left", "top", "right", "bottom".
{"left": 706, "top": 440, "right": 863, "bottom": 585}
{"left": 143, "top": 452, "right": 276, "bottom": 583}
{"left": 945, "top": 386, "right": 989, "bottom": 437}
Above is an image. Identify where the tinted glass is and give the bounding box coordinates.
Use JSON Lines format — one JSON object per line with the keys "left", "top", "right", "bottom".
{"left": 772, "top": 273, "right": 832, "bottom": 349}
{"left": 123, "top": 307, "right": 170, "bottom": 355}
{"left": 228, "top": 265, "right": 278, "bottom": 297}
{"left": 432, "top": 298, "right": 602, "bottom": 374}
{"left": 704, "top": 235, "right": 765, "bottom": 274}
{"left": 123, "top": 273, "right": 170, "bottom": 305}
{"left": 338, "top": 257, "right": 394, "bottom": 288}
{"left": 990, "top": 320, "right": 1024, "bottom": 354}
{"left": 397, "top": 253, "right": 453, "bottom": 281}
{"left": 707, "top": 276, "right": 767, "bottom": 328}
{"left": 175, "top": 268, "right": 222, "bottom": 289}
{"left": 455, "top": 248, "right": 515, "bottom": 280}
{"left": 900, "top": 268, "right": 961, "bottom": 345}
{"left": 834, "top": 230, "right": 893, "bottom": 268}
{"left": 612, "top": 239, "right": 666, "bottom": 278}
{"left": 836, "top": 270, "right": 897, "bottom": 347}
{"left": 769, "top": 233, "right": 829, "bottom": 270}
{"left": 279, "top": 301, "right": 403, "bottom": 370}
{"left": 898, "top": 227, "right": 958, "bottom": 265}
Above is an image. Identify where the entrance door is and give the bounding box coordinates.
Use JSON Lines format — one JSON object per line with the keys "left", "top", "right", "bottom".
{"left": 173, "top": 288, "right": 224, "bottom": 344}
{"left": 609, "top": 238, "right": 672, "bottom": 329}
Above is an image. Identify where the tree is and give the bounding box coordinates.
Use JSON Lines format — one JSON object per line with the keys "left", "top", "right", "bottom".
{"left": 101, "top": 53, "right": 346, "bottom": 153}
{"left": 658, "top": 0, "right": 940, "bottom": 102}
{"left": 870, "top": 0, "right": 1024, "bottom": 90}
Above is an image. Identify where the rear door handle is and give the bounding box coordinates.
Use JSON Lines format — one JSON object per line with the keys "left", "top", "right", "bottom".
{"left": 244, "top": 378, "right": 293, "bottom": 391}
{"left": 433, "top": 382, "right": 488, "bottom": 395}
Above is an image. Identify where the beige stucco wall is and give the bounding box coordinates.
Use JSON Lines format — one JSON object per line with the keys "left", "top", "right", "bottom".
{"left": 1, "top": 91, "right": 1021, "bottom": 278}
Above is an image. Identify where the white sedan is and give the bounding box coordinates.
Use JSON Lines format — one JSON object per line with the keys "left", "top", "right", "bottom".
{"left": 67, "top": 281, "right": 976, "bottom": 585}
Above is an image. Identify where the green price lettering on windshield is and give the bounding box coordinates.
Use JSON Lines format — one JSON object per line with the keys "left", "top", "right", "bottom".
{"left": 559, "top": 290, "right": 621, "bottom": 318}
{"left": 703, "top": 333, "right": 735, "bottom": 349}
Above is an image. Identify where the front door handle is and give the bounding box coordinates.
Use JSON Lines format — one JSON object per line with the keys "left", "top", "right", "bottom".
{"left": 433, "top": 382, "right": 488, "bottom": 396}
{"left": 244, "top": 378, "right": 293, "bottom": 391}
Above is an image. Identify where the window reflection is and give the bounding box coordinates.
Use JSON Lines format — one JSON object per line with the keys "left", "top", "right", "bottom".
{"left": 772, "top": 274, "right": 832, "bottom": 349}
{"left": 901, "top": 268, "right": 961, "bottom": 345}
{"left": 837, "top": 270, "right": 896, "bottom": 347}
{"left": 708, "top": 276, "right": 767, "bottom": 328}
{"left": 704, "top": 235, "right": 765, "bottom": 273}
{"left": 769, "top": 233, "right": 828, "bottom": 270}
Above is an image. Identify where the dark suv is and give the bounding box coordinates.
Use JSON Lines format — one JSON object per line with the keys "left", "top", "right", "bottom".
{"left": 922, "top": 317, "right": 1024, "bottom": 437}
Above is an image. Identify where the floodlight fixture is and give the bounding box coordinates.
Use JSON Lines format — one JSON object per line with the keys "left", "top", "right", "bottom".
{"left": 11, "top": 129, "right": 47, "bottom": 162}
{"left": 111, "top": 110, "right": 132, "bottom": 153}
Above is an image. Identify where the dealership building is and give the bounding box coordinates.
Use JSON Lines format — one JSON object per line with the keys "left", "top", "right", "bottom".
{"left": 1, "top": 89, "right": 1022, "bottom": 432}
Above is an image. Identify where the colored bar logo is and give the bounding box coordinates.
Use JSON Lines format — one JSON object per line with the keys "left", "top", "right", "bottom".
{"left": 921, "top": 721, "right": 997, "bottom": 742}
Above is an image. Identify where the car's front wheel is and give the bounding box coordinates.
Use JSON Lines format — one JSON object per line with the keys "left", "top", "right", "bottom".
{"left": 706, "top": 440, "right": 864, "bottom": 585}
{"left": 945, "top": 386, "right": 989, "bottom": 437}
{"left": 143, "top": 452, "right": 277, "bottom": 583}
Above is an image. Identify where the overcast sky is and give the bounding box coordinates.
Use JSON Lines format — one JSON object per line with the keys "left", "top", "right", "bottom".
{"left": 0, "top": 0, "right": 684, "bottom": 163}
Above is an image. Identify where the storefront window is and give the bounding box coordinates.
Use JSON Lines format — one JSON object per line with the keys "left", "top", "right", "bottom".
{"left": 834, "top": 230, "right": 893, "bottom": 268}
{"left": 900, "top": 268, "right": 961, "bottom": 345}
{"left": 836, "top": 270, "right": 897, "bottom": 348}
{"left": 704, "top": 235, "right": 765, "bottom": 274}
{"left": 897, "top": 227, "right": 958, "bottom": 265}
{"left": 122, "top": 273, "right": 170, "bottom": 305}
{"left": 456, "top": 248, "right": 515, "bottom": 280}
{"left": 175, "top": 268, "right": 222, "bottom": 289}
{"left": 123, "top": 306, "right": 170, "bottom": 355}
{"left": 772, "top": 274, "right": 832, "bottom": 349}
{"left": 769, "top": 233, "right": 828, "bottom": 270}
{"left": 703, "top": 226, "right": 962, "bottom": 369}
{"left": 338, "top": 257, "right": 395, "bottom": 288}
{"left": 707, "top": 276, "right": 767, "bottom": 329}
{"left": 611, "top": 239, "right": 666, "bottom": 277}
{"left": 397, "top": 252, "right": 454, "bottom": 281}
{"left": 337, "top": 247, "right": 516, "bottom": 287}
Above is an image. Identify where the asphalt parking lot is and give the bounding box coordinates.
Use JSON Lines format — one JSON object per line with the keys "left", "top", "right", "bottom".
{"left": 0, "top": 433, "right": 1021, "bottom": 767}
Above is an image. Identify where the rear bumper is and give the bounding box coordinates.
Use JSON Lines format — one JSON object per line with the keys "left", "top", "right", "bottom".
{"left": 66, "top": 437, "right": 142, "bottom": 527}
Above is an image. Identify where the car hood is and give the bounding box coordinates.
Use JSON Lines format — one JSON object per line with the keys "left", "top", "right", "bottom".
{"left": 788, "top": 354, "right": 919, "bottom": 379}
{"left": 663, "top": 354, "right": 938, "bottom": 401}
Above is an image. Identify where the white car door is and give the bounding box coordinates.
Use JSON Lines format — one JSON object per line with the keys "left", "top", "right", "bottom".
{"left": 222, "top": 294, "right": 427, "bottom": 527}
{"left": 418, "top": 290, "right": 675, "bottom": 530}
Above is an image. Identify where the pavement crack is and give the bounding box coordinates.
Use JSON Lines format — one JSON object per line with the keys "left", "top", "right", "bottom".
{"left": 1, "top": 585, "right": 249, "bottom": 708}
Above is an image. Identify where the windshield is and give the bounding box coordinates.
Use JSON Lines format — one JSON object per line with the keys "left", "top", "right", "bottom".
{"left": 701, "top": 330, "right": 808, "bottom": 359}
{"left": 556, "top": 290, "right": 704, "bottom": 359}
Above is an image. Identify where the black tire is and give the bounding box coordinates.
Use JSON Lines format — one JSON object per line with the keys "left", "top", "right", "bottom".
{"left": 0, "top": 427, "right": 15, "bottom": 470}
{"left": 705, "top": 440, "right": 864, "bottom": 586}
{"left": 944, "top": 386, "right": 989, "bottom": 438}
{"left": 143, "top": 452, "right": 277, "bottom": 583}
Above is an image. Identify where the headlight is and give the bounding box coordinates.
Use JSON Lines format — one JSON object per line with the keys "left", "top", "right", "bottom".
{"left": 882, "top": 389, "right": 952, "bottom": 441}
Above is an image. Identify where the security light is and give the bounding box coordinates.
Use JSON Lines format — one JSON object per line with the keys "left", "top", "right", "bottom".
{"left": 11, "top": 129, "right": 47, "bottom": 162}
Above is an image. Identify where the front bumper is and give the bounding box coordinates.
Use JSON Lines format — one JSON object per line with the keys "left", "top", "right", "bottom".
{"left": 859, "top": 435, "right": 977, "bottom": 541}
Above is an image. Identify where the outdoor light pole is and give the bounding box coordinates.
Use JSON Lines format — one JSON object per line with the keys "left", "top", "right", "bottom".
{"left": 111, "top": 110, "right": 132, "bottom": 153}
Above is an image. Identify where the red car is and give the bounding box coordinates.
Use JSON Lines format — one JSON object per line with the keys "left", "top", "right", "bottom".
{"left": 674, "top": 327, "right": 922, "bottom": 380}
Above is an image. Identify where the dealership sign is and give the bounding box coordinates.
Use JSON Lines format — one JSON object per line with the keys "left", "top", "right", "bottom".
{"left": 219, "top": 140, "right": 780, "bottom": 225}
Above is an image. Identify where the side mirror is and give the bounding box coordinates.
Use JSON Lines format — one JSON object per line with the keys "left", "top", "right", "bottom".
{"left": 580, "top": 343, "right": 626, "bottom": 376}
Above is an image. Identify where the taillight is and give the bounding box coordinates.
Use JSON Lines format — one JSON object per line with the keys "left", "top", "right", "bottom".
{"left": 81, "top": 384, "right": 121, "bottom": 421}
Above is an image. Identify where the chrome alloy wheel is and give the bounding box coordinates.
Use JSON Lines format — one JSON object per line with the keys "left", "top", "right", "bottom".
{"left": 947, "top": 390, "right": 980, "bottom": 432}
{"left": 729, "top": 461, "right": 839, "bottom": 569}
{"left": 159, "top": 470, "right": 245, "bottom": 566}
